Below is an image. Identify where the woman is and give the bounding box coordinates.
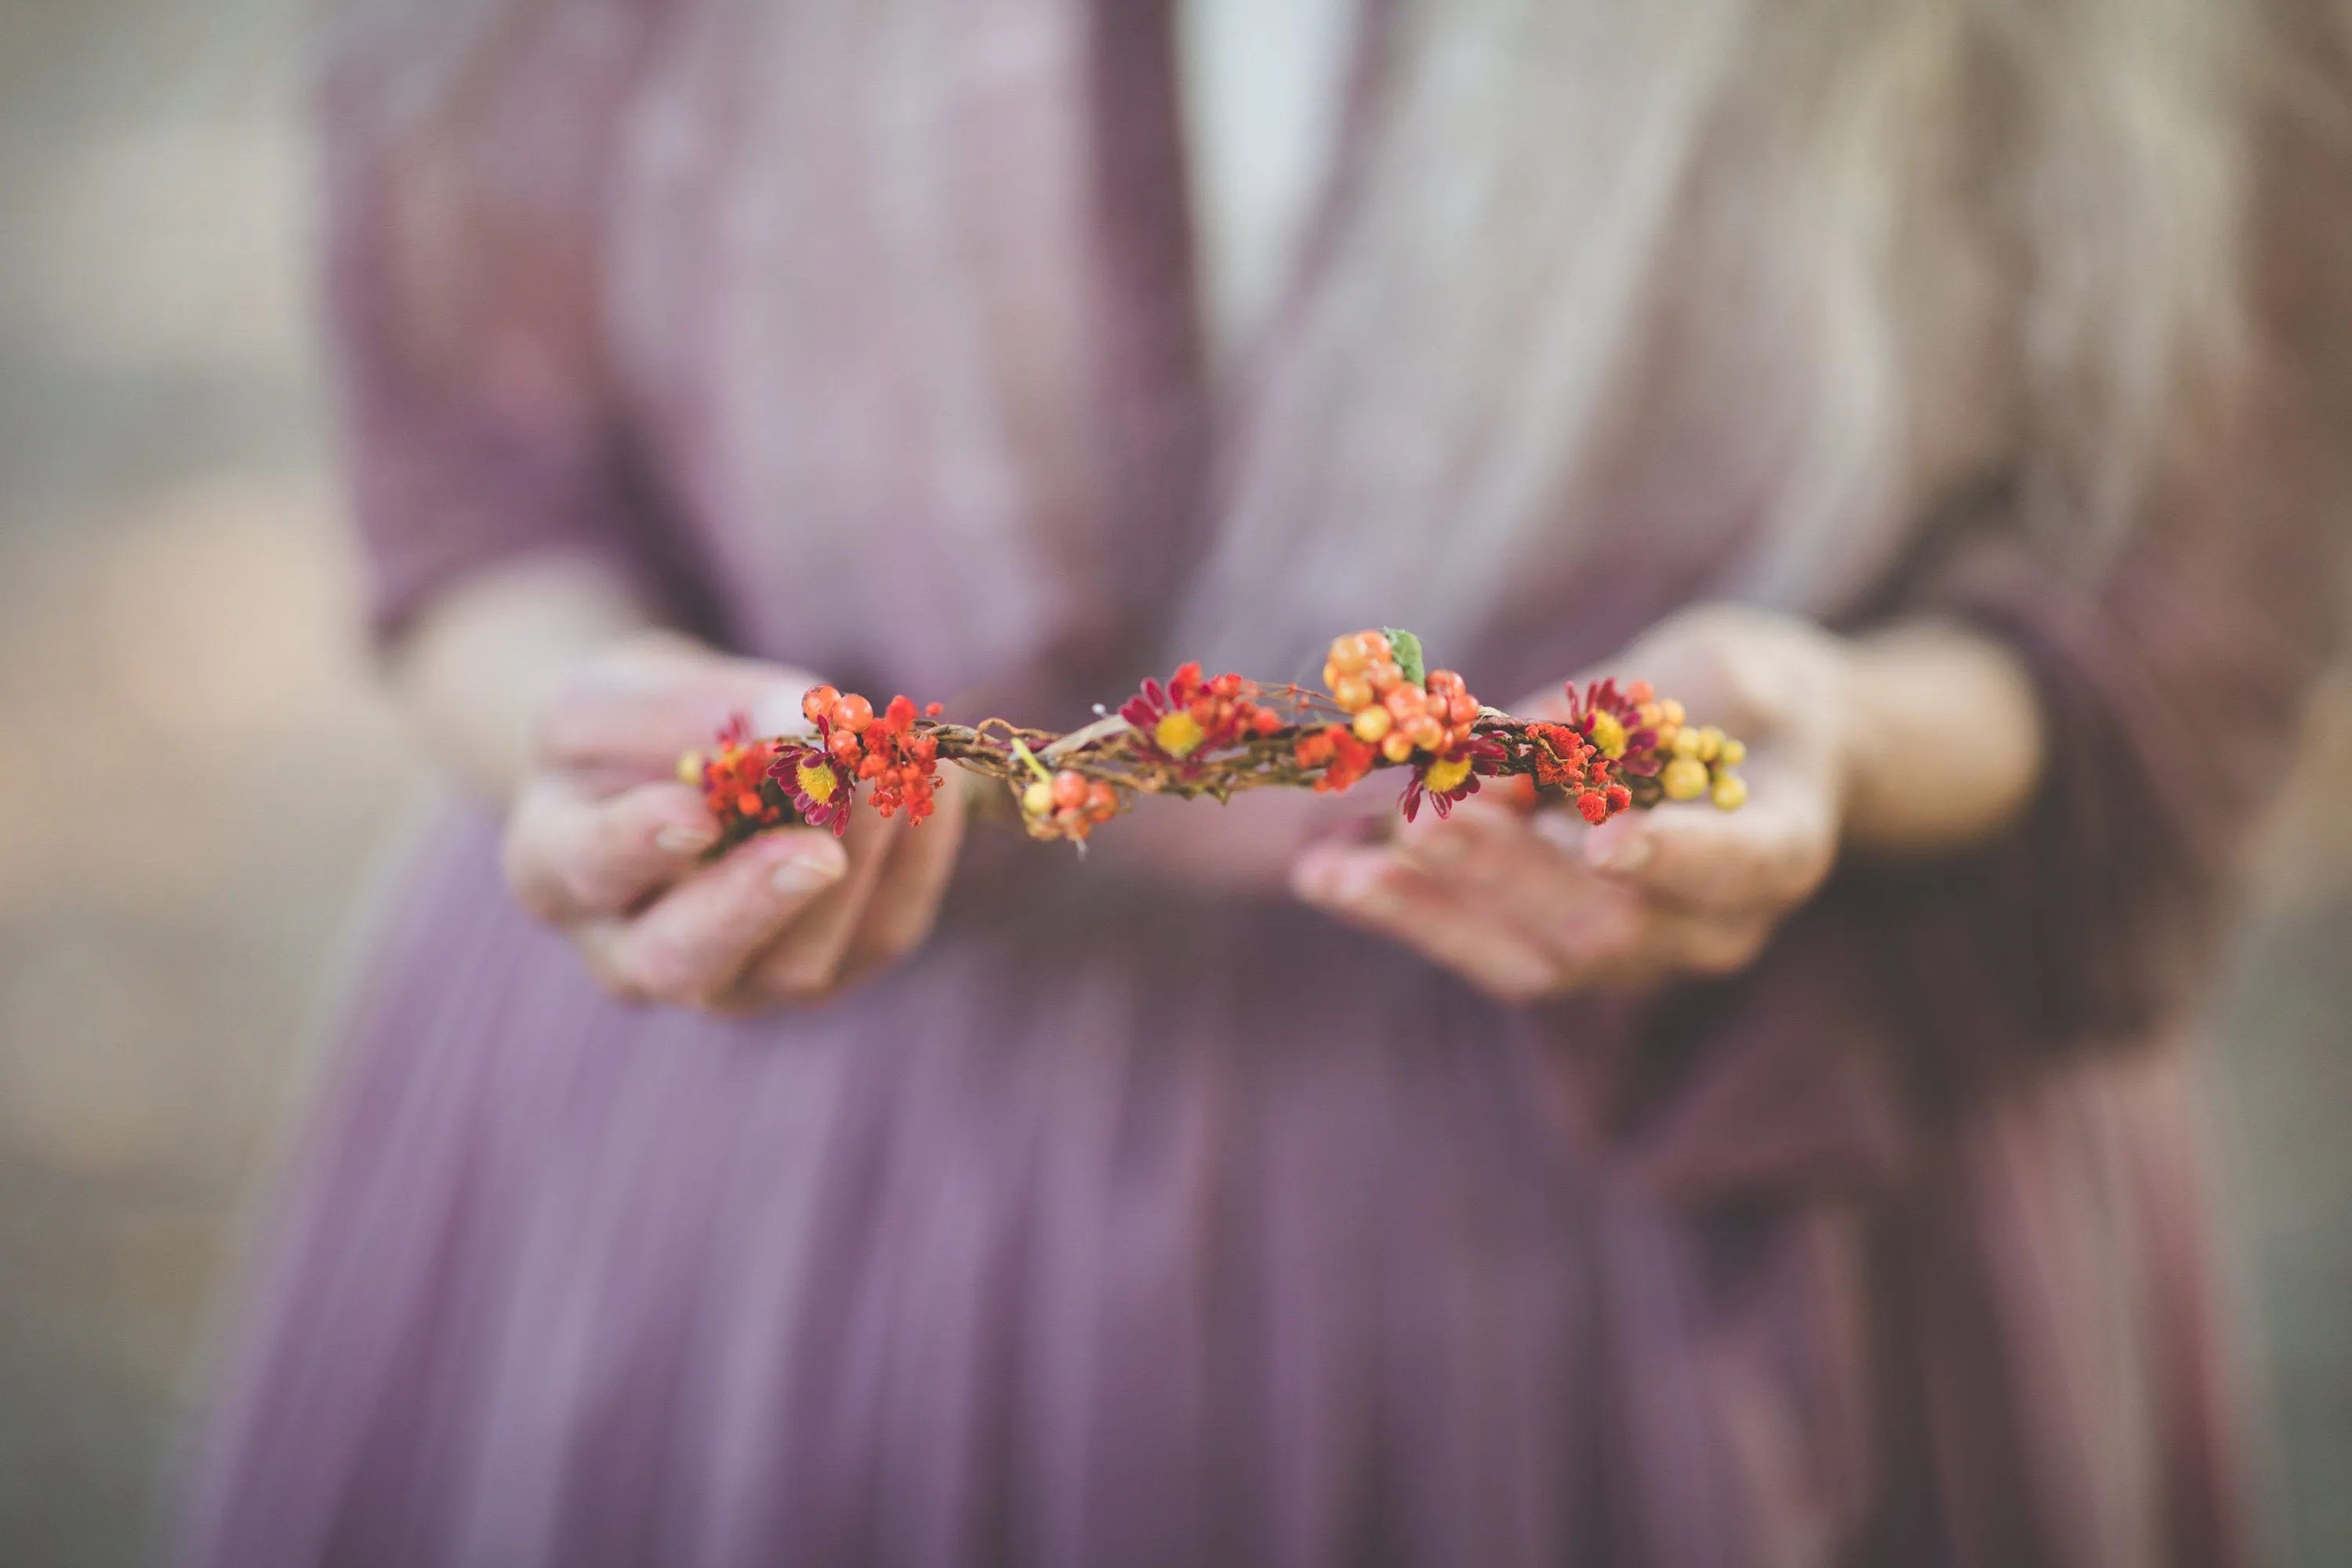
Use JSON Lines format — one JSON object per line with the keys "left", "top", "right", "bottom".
{"left": 181, "top": 0, "right": 2351, "bottom": 1562}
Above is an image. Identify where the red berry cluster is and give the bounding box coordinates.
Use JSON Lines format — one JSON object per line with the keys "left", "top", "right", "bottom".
{"left": 761, "top": 685, "right": 947, "bottom": 837}
{"left": 1120, "top": 661, "right": 1283, "bottom": 766}
{"left": 811, "top": 687, "right": 946, "bottom": 822}
{"left": 1312, "top": 630, "right": 1504, "bottom": 819}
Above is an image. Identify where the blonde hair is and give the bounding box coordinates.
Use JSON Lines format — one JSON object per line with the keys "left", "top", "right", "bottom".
{"left": 1175, "top": 0, "right": 2257, "bottom": 666}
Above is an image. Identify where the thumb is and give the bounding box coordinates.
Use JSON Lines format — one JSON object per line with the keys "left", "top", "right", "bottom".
{"left": 539, "top": 642, "right": 821, "bottom": 770}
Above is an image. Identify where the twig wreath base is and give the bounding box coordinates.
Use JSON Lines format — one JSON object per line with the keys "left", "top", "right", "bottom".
{"left": 681, "top": 629, "right": 1749, "bottom": 855}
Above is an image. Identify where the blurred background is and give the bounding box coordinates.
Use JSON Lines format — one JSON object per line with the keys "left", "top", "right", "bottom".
{"left": 0, "top": 2, "right": 2347, "bottom": 1565}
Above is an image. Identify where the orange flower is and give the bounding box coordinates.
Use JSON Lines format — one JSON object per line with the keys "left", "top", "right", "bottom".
{"left": 1295, "top": 724, "right": 1377, "bottom": 793}
{"left": 696, "top": 713, "right": 789, "bottom": 831}
{"left": 1524, "top": 722, "right": 1592, "bottom": 789}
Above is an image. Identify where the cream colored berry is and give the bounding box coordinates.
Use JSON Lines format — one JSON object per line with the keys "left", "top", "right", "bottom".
{"left": 1661, "top": 756, "right": 1709, "bottom": 802}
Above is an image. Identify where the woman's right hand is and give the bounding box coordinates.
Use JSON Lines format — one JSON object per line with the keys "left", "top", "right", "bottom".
{"left": 499, "top": 630, "right": 967, "bottom": 1013}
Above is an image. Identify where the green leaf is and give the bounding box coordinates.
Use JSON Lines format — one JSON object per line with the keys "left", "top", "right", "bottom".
{"left": 1382, "top": 628, "right": 1426, "bottom": 687}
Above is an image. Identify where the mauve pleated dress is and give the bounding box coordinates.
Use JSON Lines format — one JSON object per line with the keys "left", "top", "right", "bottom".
{"left": 176, "top": 0, "right": 2352, "bottom": 1563}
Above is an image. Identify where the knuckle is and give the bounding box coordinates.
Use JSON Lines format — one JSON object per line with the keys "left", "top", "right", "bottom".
{"left": 862, "top": 909, "right": 935, "bottom": 967}
{"left": 503, "top": 850, "right": 567, "bottom": 923}
{"left": 704, "top": 989, "right": 775, "bottom": 1022}
{"left": 614, "top": 939, "right": 699, "bottom": 1004}
{"left": 1481, "top": 968, "right": 1557, "bottom": 1006}
{"left": 1686, "top": 924, "right": 1769, "bottom": 977}
{"left": 532, "top": 688, "right": 597, "bottom": 764}
{"left": 582, "top": 950, "right": 651, "bottom": 1006}
{"left": 561, "top": 862, "right": 635, "bottom": 918}
{"left": 767, "top": 964, "right": 839, "bottom": 1005}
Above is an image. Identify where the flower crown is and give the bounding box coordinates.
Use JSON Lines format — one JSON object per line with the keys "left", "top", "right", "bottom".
{"left": 681, "top": 629, "right": 1747, "bottom": 854}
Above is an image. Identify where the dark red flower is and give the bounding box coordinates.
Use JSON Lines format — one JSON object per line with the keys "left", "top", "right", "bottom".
{"left": 1564, "top": 677, "right": 1664, "bottom": 775}
{"left": 767, "top": 725, "right": 856, "bottom": 836}
{"left": 1399, "top": 735, "right": 1506, "bottom": 822}
{"left": 1122, "top": 661, "right": 1280, "bottom": 766}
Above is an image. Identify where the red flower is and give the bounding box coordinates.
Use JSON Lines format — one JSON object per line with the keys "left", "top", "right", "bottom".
{"left": 1399, "top": 735, "right": 1506, "bottom": 822}
{"left": 1564, "top": 677, "right": 1664, "bottom": 777}
{"left": 767, "top": 729, "right": 856, "bottom": 835}
{"left": 1122, "top": 661, "right": 1281, "bottom": 766}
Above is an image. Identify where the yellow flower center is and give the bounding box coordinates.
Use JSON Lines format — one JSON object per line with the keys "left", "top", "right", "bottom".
{"left": 1155, "top": 710, "right": 1207, "bottom": 757}
{"left": 1588, "top": 710, "right": 1627, "bottom": 760}
{"left": 796, "top": 758, "right": 839, "bottom": 804}
{"left": 1423, "top": 753, "right": 1474, "bottom": 794}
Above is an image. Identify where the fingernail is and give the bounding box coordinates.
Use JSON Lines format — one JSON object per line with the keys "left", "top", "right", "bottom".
{"left": 771, "top": 853, "right": 844, "bottom": 896}
{"left": 1587, "top": 833, "right": 1652, "bottom": 874}
{"left": 656, "top": 823, "right": 718, "bottom": 855}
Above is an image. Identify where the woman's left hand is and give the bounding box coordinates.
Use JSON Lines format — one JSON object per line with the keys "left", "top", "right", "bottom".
{"left": 1290, "top": 606, "right": 1855, "bottom": 1004}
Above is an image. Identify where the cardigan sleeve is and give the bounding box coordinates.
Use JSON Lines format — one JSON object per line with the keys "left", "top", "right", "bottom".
{"left": 1847, "top": 85, "right": 2352, "bottom": 1069}
{"left": 315, "top": 0, "right": 688, "bottom": 648}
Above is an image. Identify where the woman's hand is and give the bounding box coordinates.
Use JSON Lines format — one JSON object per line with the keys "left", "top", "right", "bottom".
{"left": 1290, "top": 607, "right": 1857, "bottom": 1003}
{"left": 1290, "top": 602, "right": 2046, "bottom": 1003}
{"left": 499, "top": 630, "right": 967, "bottom": 1013}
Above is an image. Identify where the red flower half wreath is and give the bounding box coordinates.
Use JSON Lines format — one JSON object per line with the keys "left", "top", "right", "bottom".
{"left": 680, "top": 628, "right": 1749, "bottom": 854}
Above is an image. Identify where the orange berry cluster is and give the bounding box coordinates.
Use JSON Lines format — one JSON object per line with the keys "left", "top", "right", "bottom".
{"left": 1320, "top": 631, "right": 1483, "bottom": 763}
{"left": 1298, "top": 631, "right": 1506, "bottom": 820}
{"left": 1018, "top": 768, "right": 1123, "bottom": 842}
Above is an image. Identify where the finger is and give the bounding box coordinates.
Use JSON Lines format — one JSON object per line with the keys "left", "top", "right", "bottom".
{"left": 579, "top": 829, "right": 848, "bottom": 1005}
{"left": 1389, "top": 808, "right": 1663, "bottom": 982}
{"left": 539, "top": 654, "right": 815, "bottom": 772}
{"left": 1388, "top": 807, "right": 1773, "bottom": 988}
{"left": 728, "top": 808, "right": 905, "bottom": 1004}
{"left": 1396, "top": 808, "right": 1635, "bottom": 962}
{"left": 1294, "top": 842, "right": 1563, "bottom": 1002}
{"left": 830, "top": 782, "right": 969, "bottom": 992}
{"left": 503, "top": 778, "right": 722, "bottom": 921}
{"left": 1544, "top": 779, "right": 1832, "bottom": 916}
